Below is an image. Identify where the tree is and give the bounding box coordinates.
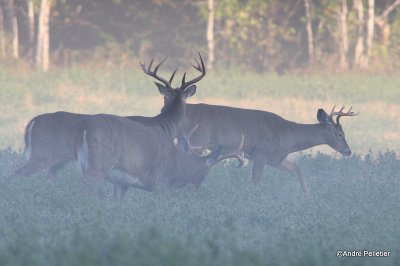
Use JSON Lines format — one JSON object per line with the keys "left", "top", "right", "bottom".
{"left": 207, "top": 0, "right": 215, "bottom": 69}
{"left": 366, "top": 0, "right": 375, "bottom": 67}
{"left": 36, "top": 0, "right": 51, "bottom": 71}
{"left": 6, "top": 0, "right": 18, "bottom": 58}
{"left": 304, "top": 0, "right": 314, "bottom": 63}
{"left": 28, "top": 0, "right": 35, "bottom": 63}
{"left": 0, "top": 2, "right": 5, "bottom": 58}
{"left": 375, "top": 0, "right": 400, "bottom": 45}
{"left": 338, "top": 0, "right": 349, "bottom": 70}
{"left": 354, "top": 0, "right": 365, "bottom": 68}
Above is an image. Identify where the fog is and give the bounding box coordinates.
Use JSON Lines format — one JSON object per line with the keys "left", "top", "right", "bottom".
{"left": 0, "top": 0, "right": 399, "bottom": 265}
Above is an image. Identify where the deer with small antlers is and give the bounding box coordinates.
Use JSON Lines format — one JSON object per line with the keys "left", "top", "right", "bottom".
{"left": 178, "top": 104, "right": 359, "bottom": 194}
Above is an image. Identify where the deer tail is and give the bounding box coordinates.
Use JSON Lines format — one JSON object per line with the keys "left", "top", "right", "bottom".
{"left": 24, "top": 120, "right": 35, "bottom": 161}
{"left": 74, "top": 128, "right": 89, "bottom": 174}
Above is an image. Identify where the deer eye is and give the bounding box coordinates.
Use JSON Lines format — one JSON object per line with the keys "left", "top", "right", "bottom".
{"left": 338, "top": 132, "right": 344, "bottom": 139}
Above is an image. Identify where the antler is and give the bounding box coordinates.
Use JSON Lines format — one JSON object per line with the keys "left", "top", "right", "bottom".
{"left": 179, "top": 52, "right": 206, "bottom": 91}
{"left": 329, "top": 105, "right": 359, "bottom": 125}
{"left": 184, "top": 124, "right": 204, "bottom": 155}
{"left": 215, "top": 134, "right": 245, "bottom": 167}
{"left": 140, "top": 57, "right": 176, "bottom": 90}
{"left": 184, "top": 125, "right": 245, "bottom": 167}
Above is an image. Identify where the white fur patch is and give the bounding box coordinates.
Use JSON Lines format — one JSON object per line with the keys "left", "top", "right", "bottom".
{"left": 106, "top": 168, "right": 144, "bottom": 187}
{"left": 77, "top": 130, "right": 89, "bottom": 173}
{"left": 25, "top": 120, "right": 35, "bottom": 160}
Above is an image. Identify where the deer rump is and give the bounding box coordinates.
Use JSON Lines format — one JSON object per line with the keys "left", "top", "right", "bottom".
{"left": 15, "top": 111, "right": 90, "bottom": 178}
{"left": 72, "top": 114, "right": 210, "bottom": 192}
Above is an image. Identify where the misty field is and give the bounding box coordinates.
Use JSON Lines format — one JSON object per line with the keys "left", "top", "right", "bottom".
{"left": 1, "top": 150, "right": 399, "bottom": 265}
{"left": 1, "top": 67, "right": 400, "bottom": 265}
{"left": 1, "top": 66, "right": 400, "bottom": 153}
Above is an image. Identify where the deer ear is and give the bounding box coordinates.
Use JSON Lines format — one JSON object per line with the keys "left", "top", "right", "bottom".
{"left": 155, "top": 82, "right": 172, "bottom": 96}
{"left": 183, "top": 84, "right": 196, "bottom": 98}
{"left": 317, "top": 109, "right": 333, "bottom": 126}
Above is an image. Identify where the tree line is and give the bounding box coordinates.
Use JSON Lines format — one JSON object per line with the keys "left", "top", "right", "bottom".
{"left": 1, "top": 0, "right": 400, "bottom": 72}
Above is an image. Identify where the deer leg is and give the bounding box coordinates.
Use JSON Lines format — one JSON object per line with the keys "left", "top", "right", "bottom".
{"left": 113, "top": 184, "right": 129, "bottom": 201}
{"left": 252, "top": 156, "right": 266, "bottom": 184}
{"left": 81, "top": 169, "right": 105, "bottom": 195}
{"left": 13, "top": 159, "right": 49, "bottom": 177}
{"left": 154, "top": 175, "right": 168, "bottom": 193}
{"left": 46, "top": 160, "right": 69, "bottom": 179}
{"left": 279, "top": 158, "right": 308, "bottom": 194}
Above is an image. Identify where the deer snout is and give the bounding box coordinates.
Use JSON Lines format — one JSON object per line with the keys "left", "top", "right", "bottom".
{"left": 342, "top": 148, "right": 352, "bottom": 156}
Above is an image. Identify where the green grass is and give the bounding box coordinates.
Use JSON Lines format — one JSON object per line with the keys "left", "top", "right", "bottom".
{"left": 0, "top": 67, "right": 399, "bottom": 265}
{"left": 1, "top": 66, "right": 400, "bottom": 153}
{"left": 1, "top": 149, "right": 399, "bottom": 265}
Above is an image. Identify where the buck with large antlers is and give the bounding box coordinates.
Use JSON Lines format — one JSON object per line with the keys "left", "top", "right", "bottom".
{"left": 72, "top": 55, "right": 231, "bottom": 200}
{"left": 179, "top": 104, "right": 359, "bottom": 193}
{"left": 13, "top": 54, "right": 206, "bottom": 179}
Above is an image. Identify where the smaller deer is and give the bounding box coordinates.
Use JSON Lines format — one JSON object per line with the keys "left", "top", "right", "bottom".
{"left": 181, "top": 105, "right": 359, "bottom": 194}
{"left": 259, "top": 106, "right": 359, "bottom": 193}
{"left": 108, "top": 125, "right": 245, "bottom": 200}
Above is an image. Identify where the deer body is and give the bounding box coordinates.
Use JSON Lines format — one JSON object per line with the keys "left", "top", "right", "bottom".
{"left": 15, "top": 111, "right": 90, "bottom": 178}
{"left": 73, "top": 114, "right": 214, "bottom": 194}
{"left": 71, "top": 54, "right": 225, "bottom": 200}
{"left": 14, "top": 54, "right": 204, "bottom": 179}
{"left": 180, "top": 103, "right": 357, "bottom": 193}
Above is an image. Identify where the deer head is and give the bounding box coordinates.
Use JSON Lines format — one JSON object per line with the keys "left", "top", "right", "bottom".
{"left": 317, "top": 105, "right": 359, "bottom": 156}
{"left": 140, "top": 52, "right": 206, "bottom": 113}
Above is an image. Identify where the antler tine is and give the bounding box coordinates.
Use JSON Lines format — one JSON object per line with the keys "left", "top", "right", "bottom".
{"left": 330, "top": 105, "right": 359, "bottom": 125}
{"left": 148, "top": 59, "right": 154, "bottom": 71}
{"left": 169, "top": 69, "right": 178, "bottom": 84}
{"left": 345, "top": 106, "right": 360, "bottom": 116}
{"left": 329, "top": 105, "right": 336, "bottom": 117}
{"left": 330, "top": 105, "right": 345, "bottom": 118}
{"left": 191, "top": 57, "right": 202, "bottom": 72}
{"left": 139, "top": 61, "right": 147, "bottom": 72}
{"left": 180, "top": 72, "right": 187, "bottom": 90}
{"left": 215, "top": 134, "right": 245, "bottom": 167}
{"left": 338, "top": 106, "right": 359, "bottom": 117}
{"left": 185, "top": 124, "right": 204, "bottom": 154}
{"left": 179, "top": 52, "right": 206, "bottom": 91}
{"left": 153, "top": 57, "right": 168, "bottom": 74}
{"left": 140, "top": 57, "right": 172, "bottom": 89}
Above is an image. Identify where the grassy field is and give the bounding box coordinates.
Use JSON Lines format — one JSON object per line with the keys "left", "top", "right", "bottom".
{"left": 1, "top": 66, "right": 400, "bottom": 154}
{"left": 1, "top": 149, "right": 399, "bottom": 265}
{"left": 1, "top": 66, "right": 399, "bottom": 265}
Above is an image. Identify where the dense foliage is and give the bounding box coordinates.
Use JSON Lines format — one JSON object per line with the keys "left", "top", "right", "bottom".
{"left": 8, "top": 0, "right": 400, "bottom": 72}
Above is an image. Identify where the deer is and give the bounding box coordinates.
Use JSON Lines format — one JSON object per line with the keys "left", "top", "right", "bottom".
{"left": 178, "top": 104, "right": 359, "bottom": 193}
{"left": 130, "top": 104, "right": 358, "bottom": 193}
{"left": 13, "top": 54, "right": 201, "bottom": 179}
{"left": 14, "top": 112, "right": 91, "bottom": 179}
{"left": 105, "top": 124, "right": 245, "bottom": 200}
{"left": 72, "top": 55, "right": 244, "bottom": 200}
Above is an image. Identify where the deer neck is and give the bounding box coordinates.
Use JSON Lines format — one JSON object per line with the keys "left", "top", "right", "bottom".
{"left": 155, "top": 97, "right": 186, "bottom": 139}
{"left": 284, "top": 123, "right": 329, "bottom": 153}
